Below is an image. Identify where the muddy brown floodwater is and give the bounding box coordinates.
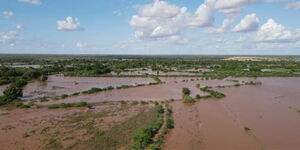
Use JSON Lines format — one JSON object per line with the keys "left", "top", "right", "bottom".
{"left": 42, "top": 77, "right": 244, "bottom": 105}
{"left": 3, "top": 76, "right": 300, "bottom": 149}
{"left": 165, "top": 77, "right": 300, "bottom": 150}
{"left": 22, "top": 75, "right": 155, "bottom": 99}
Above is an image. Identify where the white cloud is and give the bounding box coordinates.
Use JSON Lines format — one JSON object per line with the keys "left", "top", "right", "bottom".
{"left": 76, "top": 41, "right": 89, "bottom": 48}
{"left": 17, "top": 0, "right": 41, "bottom": 5}
{"left": 16, "top": 24, "right": 23, "bottom": 30}
{"left": 57, "top": 16, "right": 82, "bottom": 31}
{"left": 255, "top": 19, "right": 300, "bottom": 42}
{"left": 0, "top": 31, "right": 19, "bottom": 46}
{"left": 285, "top": 1, "right": 300, "bottom": 10}
{"left": 3, "top": 11, "right": 14, "bottom": 19}
{"left": 205, "top": 0, "right": 284, "bottom": 15}
{"left": 206, "top": 18, "right": 234, "bottom": 33}
{"left": 130, "top": 0, "right": 215, "bottom": 40}
{"left": 130, "top": 0, "right": 188, "bottom": 39}
{"left": 232, "top": 13, "right": 259, "bottom": 32}
{"left": 187, "top": 4, "right": 214, "bottom": 27}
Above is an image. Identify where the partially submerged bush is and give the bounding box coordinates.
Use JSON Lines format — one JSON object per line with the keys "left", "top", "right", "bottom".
{"left": 16, "top": 102, "right": 30, "bottom": 108}
{"left": 182, "top": 88, "right": 191, "bottom": 95}
{"left": 183, "top": 96, "right": 195, "bottom": 103}
{"left": 82, "top": 86, "right": 114, "bottom": 94}
{"left": 200, "top": 87, "right": 225, "bottom": 98}
{"left": 60, "top": 94, "right": 68, "bottom": 99}
{"left": 244, "top": 126, "right": 251, "bottom": 132}
{"left": 166, "top": 118, "right": 174, "bottom": 129}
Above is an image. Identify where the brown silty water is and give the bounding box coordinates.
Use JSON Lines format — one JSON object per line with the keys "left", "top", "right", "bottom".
{"left": 165, "top": 77, "right": 300, "bottom": 150}
{"left": 1, "top": 77, "right": 300, "bottom": 149}
{"left": 41, "top": 77, "right": 245, "bottom": 105}
{"left": 22, "top": 75, "right": 155, "bottom": 99}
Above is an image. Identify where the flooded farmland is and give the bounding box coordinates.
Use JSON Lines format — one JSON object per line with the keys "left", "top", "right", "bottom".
{"left": 22, "top": 75, "right": 155, "bottom": 99}
{"left": 40, "top": 77, "right": 244, "bottom": 104}
{"left": 1, "top": 76, "right": 300, "bottom": 150}
{"left": 165, "top": 77, "right": 300, "bottom": 149}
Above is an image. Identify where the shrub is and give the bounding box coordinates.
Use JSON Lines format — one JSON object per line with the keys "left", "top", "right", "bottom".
{"left": 131, "top": 116, "right": 163, "bottom": 150}
{"left": 166, "top": 108, "right": 173, "bottom": 115}
{"left": 244, "top": 126, "right": 251, "bottom": 132}
{"left": 38, "top": 74, "right": 48, "bottom": 82}
{"left": 166, "top": 118, "right": 174, "bottom": 129}
{"left": 182, "top": 88, "right": 191, "bottom": 95}
{"left": 157, "top": 105, "right": 164, "bottom": 114}
{"left": 71, "top": 92, "right": 80, "bottom": 96}
{"left": 40, "top": 97, "right": 49, "bottom": 102}
{"left": 200, "top": 87, "right": 225, "bottom": 98}
{"left": 140, "top": 101, "right": 148, "bottom": 105}
{"left": 131, "top": 101, "right": 139, "bottom": 105}
{"left": 195, "top": 94, "right": 201, "bottom": 99}
{"left": 120, "top": 101, "right": 127, "bottom": 104}
{"left": 82, "top": 86, "right": 114, "bottom": 94}
{"left": 60, "top": 94, "right": 68, "bottom": 99}
{"left": 183, "top": 96, "right": 195, "bottom": 103}
{"left": 16, "top": 102, "right": 30, "bottom": 108}
{"left": 48, "top": 102, "right": 92, "bottom": 109}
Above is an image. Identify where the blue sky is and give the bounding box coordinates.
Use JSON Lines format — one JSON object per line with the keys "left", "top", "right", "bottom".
{"left": 0, "top": 0, "right": 299, "bottom": 54}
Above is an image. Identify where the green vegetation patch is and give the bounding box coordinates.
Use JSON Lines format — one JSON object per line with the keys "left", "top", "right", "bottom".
{"left": 76, "top": 106, "right": 161, "bottom": 150}
{"left": 183, "top": 96, "right": 196, "bottom": 103}
{"left": 200, "top": 87, "right": 226, "bottom": 98}
{"left": 82, "top": 86, "right": 114, "bottom": 94}
{"left": 48, "top": 102, "right": 92, "bottom": 109}
{"left": 182, "top": 88, "right": 191, "bottom": 95}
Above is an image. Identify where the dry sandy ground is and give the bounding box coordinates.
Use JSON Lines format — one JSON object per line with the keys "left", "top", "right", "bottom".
{"left": 224, "top": 56, "right": 280, "bottom": 61}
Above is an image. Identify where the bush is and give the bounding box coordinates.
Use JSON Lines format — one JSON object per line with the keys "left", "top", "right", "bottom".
{"left": 200, "top": 87, "right": 225, "bottom": 98}
{"left": 60, "top": 94, "right": 68, "bottom": 99}
{"left": 183, "top": 96, "right": 195, "bottom": 103}
{"left": 131, "top": 117, "right": 163, "bottom": 150}
{"left": 130, "top": 106, "right": 164, "bottom": 150}
{"left": 38, "top": 74, "right": 48, "bottom": 82}
{"left": 131, "top": 101, "right": 139, "bottom": 105}
{"left": 0, "top": 84, "right": 23, "bottom": 105}
{"left": 48, "top": 102, "right": 92, "bottom": 109}
{"left": 157, "top": 105, "right": 164, "bottom": 114}
{"left": 82, "top": 86, "right": 114, "bottom": 94}
{"left": 182, "top": 88, "right": 191, "bottom": 95}
{"left": 166, "top": 118, "right": 174, "bottom": 129}
{"left": 16, "top": 102, "right": 30, "bottom": 108}
{"left": 140, "top": 101, "right": 148, "bottom": 105}
{"left": 244, "top": 126, "right": 251, "bottom": 132}
{"left": 195, "top": 94, "right": 201, "bottom": 99}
